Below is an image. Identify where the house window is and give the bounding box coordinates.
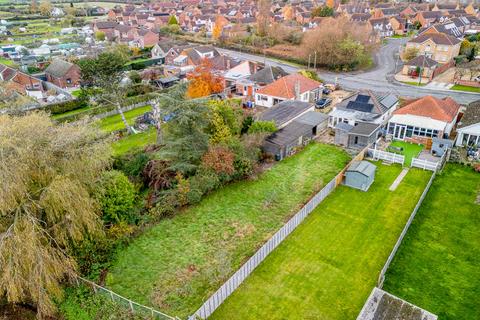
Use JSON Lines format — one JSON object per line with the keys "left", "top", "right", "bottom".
{"left": 354, "top": 136, "right": 359, "bottom": 144}
{"left": 388, "top": 122, "right": 395, "bottom": 134}
{"left": 66, "top": 78, "right": 72, "bottom": 84}
{"left": 259, "top": 95, "right": 268, "bottom": 101}
{"left": 406, "top": 126, "right": 413, "bottom": 137}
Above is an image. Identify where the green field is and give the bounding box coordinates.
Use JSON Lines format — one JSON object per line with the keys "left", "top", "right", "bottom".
{"left": 111, "top": 127, "right": 156, "bottom": 155}
{"left": 383, "top": 164, "right": 480, "bottom": 320}
{"left": 106, "top": 143, "right": 351, "bottom": 317}
{"left": 97, "top": 105, "right": 151, "bottom": 132}
{"left": 211, "top": 164, "right": 432, "bottom": 320}
{"left": 451, "top": 84, "right": 480, "bottom": 93}
{"left": 388, "top": 140, "right": 424, "bottom": 166}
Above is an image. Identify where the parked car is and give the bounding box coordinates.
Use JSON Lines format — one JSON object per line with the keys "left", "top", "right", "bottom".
{"left": 315, "top": 98, "right": 332, "bottom": 109}
{"left": 322, "top": 88, "right": 331, "bottom": 95}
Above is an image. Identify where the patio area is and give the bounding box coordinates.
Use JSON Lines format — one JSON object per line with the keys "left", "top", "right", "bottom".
{"left": 387, "top": 141, "right": 424, "bottom": 166}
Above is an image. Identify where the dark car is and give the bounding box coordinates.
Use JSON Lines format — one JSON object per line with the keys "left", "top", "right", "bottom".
{"left": 315, "top": 98, "right": 332, "bottom": 109}
{"left": 322, "top": 88, "right": 331, "bottom": 95}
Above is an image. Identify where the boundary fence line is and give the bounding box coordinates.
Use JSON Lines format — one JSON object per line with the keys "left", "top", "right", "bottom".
{"left": 377, "top": 171, "right": 436, "bottom": 287}
{"left": 368, "top": 148, "right": 405, "bottom": 165}
{"left": 188, "top": 146, "right": 371, "bottom": 319}
{"left": 76, "top": 277, "right": 179, "bottom": 320}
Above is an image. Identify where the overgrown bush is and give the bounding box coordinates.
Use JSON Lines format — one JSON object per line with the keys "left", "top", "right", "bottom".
{"left": 44, "top": 96, "right": 87, "bottom": 115}
{"left": 113, "top": 150, "right": 151, "bottom": 180}
{"left": 248, "top": 120, "right": 277, "bottom": 134}
{"left": 97, "top": 170, "right": 137, "bottom": 224}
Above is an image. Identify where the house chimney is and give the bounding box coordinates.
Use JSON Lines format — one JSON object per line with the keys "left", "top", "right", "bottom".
{"left": 294, "top": 80, "right": 300, "bottom": 100}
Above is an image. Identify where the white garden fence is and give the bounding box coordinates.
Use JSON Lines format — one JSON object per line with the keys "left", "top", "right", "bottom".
{"left": 77, "top": 277, "right": 178, "bottom": 320}
{"left": 410, "top": 158, "right": 439, "bottom": 171}
{"left": 188, "top": 175, "right": 339, "bottom": 320}
{"left": 368, "top": 148, "right": 405, "bottom": 165}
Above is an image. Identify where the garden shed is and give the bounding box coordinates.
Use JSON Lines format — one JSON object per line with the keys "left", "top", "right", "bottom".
{"left": 344, "top": 161, "right": 376, "bottom": 191}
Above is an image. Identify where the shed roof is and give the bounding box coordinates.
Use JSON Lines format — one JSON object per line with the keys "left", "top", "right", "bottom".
{"left": 265, "top": 121, "right": 311, "bottom": 146}
{"left": 259, "top": 100, "right": 312, "bottom": 127}
{"left": 294, "top": 111, "right": 328, "bottom": 126}
{"left": 349, "top": 123, "right": 380, "bottom": 136}
{"left": 347, "top": 161, "right": 376, "bottom": 177}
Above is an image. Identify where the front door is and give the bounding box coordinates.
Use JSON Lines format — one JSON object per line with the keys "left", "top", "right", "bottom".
{"left": 394, "top": 125, "right": 406, "bottom": 140}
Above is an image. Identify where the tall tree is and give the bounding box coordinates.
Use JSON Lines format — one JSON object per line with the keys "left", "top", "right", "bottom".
{"left": 168, "top": 15, "right": 178, "bottom": 25}
{"left": 186, "top": 59, "right": 224, "bottom": 98}
{"left": 0, "top": 112, "right": 110, "bottom": 317}
{"left": 156, "top": 85, "right": 210, "bottom": 175}
{"left": 78, "top": 51, "right": 134, "bottom": 133}
{"left": 256, "top": 0, "right": 271, "bottom": 36}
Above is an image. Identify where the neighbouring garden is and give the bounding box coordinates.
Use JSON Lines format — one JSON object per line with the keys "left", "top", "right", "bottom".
{"left": 210, "top": 163, "right": 432, "bottom": 320}
{"left": 105, "top": 143, "right": 351, "bottom": 318}
{"left": 383, "top": 164, "right": 480, "bottom": 320}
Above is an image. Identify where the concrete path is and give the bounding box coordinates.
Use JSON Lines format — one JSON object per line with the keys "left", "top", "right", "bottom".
{"left": 424, "top": 81, "right": 453, "bottom": 90}
{"left": 389, "top": 168, "right": 409, "bottom": 191}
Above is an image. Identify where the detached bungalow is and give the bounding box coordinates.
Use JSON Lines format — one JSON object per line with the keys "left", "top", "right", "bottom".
{"left": 456, "top": 100, "right": 480, "bottom": 147}
{"left": 45, "top": 59, "right": 81, "bottom": 88}
{"left": 388, "top": 95, "right": 460, "bottom": 143}
{"left": 255, "top": 73, "right": 322, "bottom": 108}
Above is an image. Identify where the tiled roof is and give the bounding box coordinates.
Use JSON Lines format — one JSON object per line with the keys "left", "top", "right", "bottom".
{"left": 256, "top": 73, "right": 321, "bottom": 99}
{"left": 405, "top": 55, "right": 439, "bottom": 68}
{"left": 458, "top": 100, "right": 480, "bottom": 128}
{"left": 394, "top": 95, "right": 460, "bottom": 122}
{"left": 409, "top": 32, "right": 461, "bottom": 45}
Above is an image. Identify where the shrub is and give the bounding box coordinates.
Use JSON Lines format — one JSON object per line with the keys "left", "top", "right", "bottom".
{"left": 113, "top": 151, "right": 151, "bottom": 180}
{"left": 97, "top": 170, "right": 137, "bottom": 224}
{"left": 44, "top": 97, "right": 87, "bottom": 115}
{"left": 201, "top": 146, "right": 235, "bottom": 175}
{"left": 248, "top": 120, "right": 277, "bottom": 134}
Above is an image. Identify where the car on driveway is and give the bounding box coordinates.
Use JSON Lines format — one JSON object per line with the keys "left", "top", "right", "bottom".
{"left": 315, "top": 98, "right": 332, "bottom": 109}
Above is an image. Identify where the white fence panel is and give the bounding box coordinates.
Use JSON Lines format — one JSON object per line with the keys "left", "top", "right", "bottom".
{"left": 189, "top": 177, "right": 337, "bottom": 320}
{"left": 411, "top": 158, "right": 439, "bottom": 172}
{"left": 368, "top": 148, "right": 405, "bottom": 165}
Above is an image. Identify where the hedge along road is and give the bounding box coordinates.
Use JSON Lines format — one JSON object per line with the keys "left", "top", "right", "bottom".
{"left": 106, "top": 143, "right": 351, "bottom": 318}
{"left": 210, "top": 163, "right": 432, "bottom": 320}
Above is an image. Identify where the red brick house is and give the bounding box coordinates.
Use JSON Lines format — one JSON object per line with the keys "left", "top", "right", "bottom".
{"left": 45, "top": 59, "right": 81, "bottom": 88}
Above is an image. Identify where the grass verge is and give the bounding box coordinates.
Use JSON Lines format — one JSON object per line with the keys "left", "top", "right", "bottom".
{"left": 383, "top": 164, "right": 480, "bottom": 320}
{"left": 106, "top": 143, "right": 351, "bottom": 317}
{"left": 211, "top": 163, "right": 431, "bottom": 320}
{"left": 450, "top": 84, "right": 480, "bottom": 93}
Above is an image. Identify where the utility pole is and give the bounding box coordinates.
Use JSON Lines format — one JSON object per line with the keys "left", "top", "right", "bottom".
{"left": 314, "top": 51, "right": 317, "bottom": 70}
{"left": 418, "top": 54, "right": 425, "bottom": 86}
{"left": 308, "top": 54, "right": 311, "bottom": 70}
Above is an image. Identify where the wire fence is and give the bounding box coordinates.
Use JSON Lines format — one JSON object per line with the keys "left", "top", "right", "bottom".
{"left": 188, "top": 175, "right": 339, "bottom": 320}
{"left": 76, "top": 277, "right": 179, "bottom": 320}
{"left": 377, "top": 171, "right": 436, "bottom": 288}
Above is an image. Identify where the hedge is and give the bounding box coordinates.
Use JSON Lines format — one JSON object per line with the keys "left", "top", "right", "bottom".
{"left": 44, "top": 98, "right": 87, "bottom": 115}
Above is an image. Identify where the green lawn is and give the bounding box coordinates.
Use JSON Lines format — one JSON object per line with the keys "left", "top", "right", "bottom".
{"left": 211, "top": 164, "right": 432, "bottom": 320}
{"left": 97, "top": 105, "right": 151, "bottom": 133}
{"left": 106, "top": 143, "right": 351, "bottom": 317}
{"left": 450, "top": 84, "right": 480, "bottom": 93}
{"left": 383, "top": 164, "right": 480, "bottom": 320}
{"left": 388, "top": 140, "right": 424, "bottom": 166}
{"left": 111, "top": 128, "right": 156, "bottom": 155}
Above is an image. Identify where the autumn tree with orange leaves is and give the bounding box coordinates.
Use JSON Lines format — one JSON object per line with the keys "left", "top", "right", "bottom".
{"left": 187, "top": 59, "right": 224, "bottom": 98}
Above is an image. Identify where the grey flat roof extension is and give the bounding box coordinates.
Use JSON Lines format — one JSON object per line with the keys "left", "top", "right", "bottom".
{"left": 259, "top": 100, "right": 312, "bottom": 127}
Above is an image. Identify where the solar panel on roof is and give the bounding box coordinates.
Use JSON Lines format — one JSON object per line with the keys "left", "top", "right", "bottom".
{"left": 356, "top": 95, "right": 371, "bottom": 103}
{"left": 346, "top": 101, "right": 374, "bottom": 113}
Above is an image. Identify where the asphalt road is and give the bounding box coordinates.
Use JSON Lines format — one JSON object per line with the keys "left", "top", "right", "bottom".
{"left": 218, "top": 39, "right": 480, "bottom": 105}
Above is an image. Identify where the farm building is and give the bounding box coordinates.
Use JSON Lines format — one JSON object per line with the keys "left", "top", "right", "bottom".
{"left": 263, "top": 111, "right": 328, "bottom": 160}
{"left": 344, "top": 161, "right": 376, "bottom": 191}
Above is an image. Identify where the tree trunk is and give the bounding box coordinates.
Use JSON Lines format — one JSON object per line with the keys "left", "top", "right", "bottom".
{"left": 152, "top": 101, "right": 163, "bottom": 145}
{"left": 116, "top": 103, "right": 134, "bottom": 134}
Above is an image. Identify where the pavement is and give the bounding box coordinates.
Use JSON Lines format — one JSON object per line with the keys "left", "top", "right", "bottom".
{"left": 217, "top": 38, "right": 480, "bottom": 104}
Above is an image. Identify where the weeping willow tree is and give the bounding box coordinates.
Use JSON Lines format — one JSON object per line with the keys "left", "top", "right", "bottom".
{"left": 0, "top": 112, "right": 111, "bottom": 317}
